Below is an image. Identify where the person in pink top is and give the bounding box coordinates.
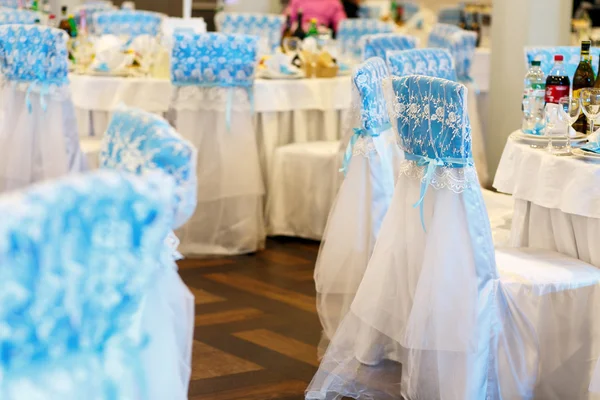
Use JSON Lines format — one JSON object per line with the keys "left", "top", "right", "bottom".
{"left": 285, "top": 0, "right": 348, "bottom": 33}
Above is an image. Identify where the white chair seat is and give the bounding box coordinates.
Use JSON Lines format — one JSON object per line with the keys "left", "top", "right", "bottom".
{"left": 496, "top": 247, "right": 600, "bottom": 398}
{"left": 79, "top": 136, "right": 103, "bottom": 170}
{"left": 267, "top": 141, "right": 342, "bottom": 240}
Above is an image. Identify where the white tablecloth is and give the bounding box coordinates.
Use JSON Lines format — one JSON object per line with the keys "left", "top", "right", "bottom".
{"left": 494, "top": 132, "right": 600, "bottom": 267}
{"left": 70, "top": 74, "right": 351, "bottom": 181}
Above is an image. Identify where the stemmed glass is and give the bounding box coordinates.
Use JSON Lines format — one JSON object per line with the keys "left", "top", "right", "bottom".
{"left": 580, "top": 88, "right": 600, "bottom": 138}
{"left": 558, "top": 95, "right": 581, "bottom": 155}
{"left": 282, "top": 37, "right": 301, "bottom": 54}
{"left": 544, "top": 103, "right": 557, "bottom": 152}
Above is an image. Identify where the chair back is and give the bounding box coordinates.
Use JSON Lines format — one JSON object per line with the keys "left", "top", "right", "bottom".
{"left": 358, "top": 4, "right": 381, "bottom": 19}
{"left": 0, "top": 0, "right": 19, "bottom": 8}
{"left": 525, "top": 46, "right": 600, "bottom": 78}
{"left": 437, "top": 5, "right": 461, "bottom": 25}
{"left": 163, "top": 17, "right": 206, "bottom": 36}
{"left": 338, "top": 19, "right": 393, "bottom": 61}
{"left": 427, "top": 22, "right": 460, "bottom": 47}
{"left": 0, "top": 25, "right": 68, "bottom": 87}
{"left": 214, "top": 12, "right": 285, "bottom": 54}
{"left": 75, "top": 2, "right": 114, "bottom": 35}
{"left": 387, "top": 48, "right": 457, "bottom": 81}
{"left": 0, "top": 171, "right": 173, "bottom": 399}
{"left": 363, "top": 33, "right": 417, "bottom": 60}
{"left": 428, "top": 26, "right": 477, "bottom": 82}
{"left": 100, "top": 107, "right": 198, "bottom": 230}
{"left": 94, "top": 10, "right": 163, "bottom": 37}
{"left": 403, "top": 2, "right": 420, "bottom": 20}
{"left": 171, "top": 32, "right": 258, "bottom": 88}
{"left": 354, "top": 57, "right": 391, "bottom": 134}
{"left": 0, "top": 9, "right": 38, "bottom": 24}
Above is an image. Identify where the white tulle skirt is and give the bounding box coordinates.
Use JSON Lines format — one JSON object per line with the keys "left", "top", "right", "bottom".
{"left": 0, "top": 85, "right": 87, "bottom": 194}
{"left": 315, "top": 129, "right": 403, "bottom": 342}
{"left": 138, "top": 262, "right": 194, "bottom": 400}
{"left": 173, "top": 88, "right": 266, "bottom": 256}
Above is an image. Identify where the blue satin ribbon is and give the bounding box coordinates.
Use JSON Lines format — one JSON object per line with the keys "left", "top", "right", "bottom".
{"left": 340, "top": 122, "right": 392, "bottom": 176}
{"left": 405, "top": 153, "right": 472, "bottom": 232}
{"left": 25, "top": 82, "right": 51, "bottom": 114}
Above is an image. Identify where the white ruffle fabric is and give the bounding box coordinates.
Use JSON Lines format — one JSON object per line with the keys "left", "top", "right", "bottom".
{"left": 173, "top": 86, "right": 265, "bottom": 255}
{"left": 315, "top": 126, "right": 402, "bottom": 342}
{"left": 0, "top": 83, "right": 86, "bottom": 193}
{"left": 307, "top": 160, "right": 600, "bottom": 400}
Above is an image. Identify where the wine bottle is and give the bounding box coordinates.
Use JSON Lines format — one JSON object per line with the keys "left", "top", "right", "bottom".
{"left": 306, "top": 18, "right": 319, "bottom": 38}
{"left": 280, "top": 14, "right": 292, "bottom": 51}
{"left": 390, "top": 0, "right": 397, "bottom": 22}
{"left": 293, "top": 8, "right": 306, "bottom": 40}
{"left": 58, "top": 6, "right": 72, "bottom": 36}
{"left": 458, "top": 9, "right": 467, "bottom": 30}
{"left": 573, "top": 41, "right": 595, "bottom": 133}
{"left": 471, "top": 12, "right": 481, "bottom": 47}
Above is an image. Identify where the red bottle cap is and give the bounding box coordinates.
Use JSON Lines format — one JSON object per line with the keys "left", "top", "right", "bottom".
{"left": 49, "top": 14, "right": 55, "bottom": 19}
{"left": 554, "top": 54, "right": 564, "bottom": 61}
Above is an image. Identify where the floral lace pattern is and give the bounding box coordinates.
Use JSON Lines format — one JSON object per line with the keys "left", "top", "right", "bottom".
{"left": 338, "top": 19, "right": 393, "bottom": 61}
{"left": 94, "top": 10, "right": 163, "bottom": 37}
{"left": 386, "top": 75, "right": 471, "bottom": 161}
{"left": 215, "top": 12, "right": 285, "bottom": 54}
{"left": 0, "top": 171, "right": 173, "bottom": 400}
{"left": 0, "top": 0, "right": 19, "bottom": 8}
{"left": 100, "top": 107, "right": 197, "bottom": 230}
{"left": 354, "top": 57, "right": 391, "bottom": 133}
{"left": 171, "top": 32, "right": 258, "bottom": 87}
{"left": 387, "top": 48, "right": 457, "bottom": 82}
{"left": 398, "top": 159, "right": 478, "bottom": 193}
{"left": 0, "top": 9, "right": 38, "bottom": 24}
{"left": 0, "top": 25, "right": 68, "bottom": 86}
{"left": 363, "top": 33, "right": 417, "bottom": 61}
{"left": 526, "top": 46, "right": 600, "bottom": 78}
{"left": 428, "top": 25, "right": 476, "bottom": 82}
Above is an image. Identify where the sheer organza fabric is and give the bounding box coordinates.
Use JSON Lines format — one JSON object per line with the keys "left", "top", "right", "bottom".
{"left": 100, "top": 107, "right": 198, "bottom": 400}
{"left": 171, "top": 33, "right": 265, "bottom": 255}
{"left": 315, "top": 57, "right": 403, "bottom": 343}
{"left": 307, "top": 76, "right": 600, "bottom": 400}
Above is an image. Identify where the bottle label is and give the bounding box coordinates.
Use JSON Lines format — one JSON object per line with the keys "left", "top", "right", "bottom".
{"left": 545, "top": 85, "right": 569, "bottom": 104}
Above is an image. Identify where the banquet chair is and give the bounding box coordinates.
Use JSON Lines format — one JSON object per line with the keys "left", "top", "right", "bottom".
{"left": 526, "top": 46, "right": 600, "bottom": 78}
{"left": 403, "top": 2, "right": 420, "bottom": 21}
{"left": 362, "top": 33, "right": 418, "bottom": 61}
{"left": 386, "top": 47, "right": 513, "bottom": 245}
{"left": 358, "top": 5, "right": 381, "bottom": 19}
{"left": 0, "top": 9, "right": 38, "bottom": 24}
{"left": 100, "top": 106, "right": 197, "bottom": 400}
{"left": 427, "top": 25, "right": 490, "bottom": 187}
{"left": 74, "top": 2, "right": 114, "bottom": 35}
{"left": 94, "top": 10, "right": 163, "bottom": 37}
{"left": 0, "top": 0, "right": 18, "bottom": 8}
{"left": 172, "top": 32, "right": 265, "bottom": 256}
{"left": 437, "top": 5, "right": 461, "bottom": 25}
{"left": 0, "top": 25, "right": 86, "bottom": 194}
{"left": 337, "top": 19, "right": 394, "bottom": 62}
{"left": 0, "top": 170, "right": 174, "bottom": 400}
{"left": 163, "top": 17, "right": 207, "bottom": 36}
{"left": 307, "top": 75, "right": 600, "bottom": 400}
{"left": 215, "top": 12, "right": 286, "bottom": 54}
{"left": 314, "top": 57, "right": 403, "bottom": 342}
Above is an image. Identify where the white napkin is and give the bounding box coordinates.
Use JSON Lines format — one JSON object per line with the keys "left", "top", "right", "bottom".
{"left": 264, "top": 53, "right": 301, "bottom": 77}
{"left": 90, "top": 35, "right": 132, "bottom": 73}
{"left": 129, "top": 35, "right": 158, "bottom": 71}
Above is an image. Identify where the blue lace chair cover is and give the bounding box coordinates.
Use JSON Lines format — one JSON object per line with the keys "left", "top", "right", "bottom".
{"left": 437, "top": 5, "right": 461, "bottom": 25}
{"left": 100, "top": 107, "right": 197, "bottom": 230}
{"left": 0, "top": 0, "right": 18, "bottom": 8}
{"left": 94, "top": 10, "right": 163, "bottom": 37}
{"left": 214, "top": 12, "right": 285, "bottom": 54}
{"left": 427, "top": 23, "right": 460, "bottom": 48}
{"left": 0, "top": 9, "right": 38, "bottom": 24}
{"left": 362, "top": 33, "right": 418, "bottom": 61}
{"left": 338, "top": 19, "right": 394, "bottom": 61}
{"left": 428, "top": 26, "right": 476, "bottom": 83}
{"left": 387, "top": 48, "right": 457, "bottom": 81}
{"left": 0, "top": 170, "right": 174, "bottom": 400}
{"left": 525, "top": 46, "right": 600, "bottom": 78}
{"left": 358, "top": 5, "right": 381, "bottom": 19}
{"left": 75, "top": 2, "right": 114, "bottom": 35}
{"left": 404, "top": 2, "right": 420, "bottom": 21}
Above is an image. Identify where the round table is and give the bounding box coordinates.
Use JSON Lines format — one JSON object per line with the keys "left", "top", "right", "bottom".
{"left": 494, "top": 132, "right": 600, "bottom": 267}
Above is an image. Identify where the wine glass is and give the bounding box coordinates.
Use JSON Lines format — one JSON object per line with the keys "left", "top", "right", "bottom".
{"left": 544, "top": 103, "right": 557, "bottom": 152}
{"left": 580, "top": 88, "right": 600, "bottom": 137}
{"left": 282, "top": 37, "right": 301, "bottom": 54}
{"left": 558, "top": 95, "right": 581, "bottom": 154}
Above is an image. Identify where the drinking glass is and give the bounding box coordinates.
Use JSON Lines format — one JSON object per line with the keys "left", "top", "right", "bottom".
{"left": 558, "top": 95, "right": 581, "bottom": 154}
{"left": 544, "top": 103, "right": 557, "bottom": 152}
{"left": 282, "top": 37, "right": 301, "bottom": 54}
{"left": 580, "top": 88, "right": 600, "bottom": 136}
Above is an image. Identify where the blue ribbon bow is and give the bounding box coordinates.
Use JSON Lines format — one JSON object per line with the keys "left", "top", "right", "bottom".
{"left": 341, "top": 122, "right": 392, "bottom": 176}
{"left": 25, "top": 82, "right": 51, "bottom": 114}
{"left": 405, "top": 153, "right": 472, "bottom": 232}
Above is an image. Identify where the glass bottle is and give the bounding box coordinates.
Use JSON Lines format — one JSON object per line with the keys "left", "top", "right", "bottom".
{"left": 293, "top": 8, "right": 306, "bottom": 40}
{"left": 58, "top": 6, "right": 71, "bottom": 36}
{"left": 280, "top": 14, "right": 292, "bottom": 51}
{"left": 573, "top": 41, "right": 595, "bottom": 133}
{"left": 306, "top": 18, "right": 319, "bottom": 38}
{"left": 545, "top": 55, "right": 570, "bottom": 105}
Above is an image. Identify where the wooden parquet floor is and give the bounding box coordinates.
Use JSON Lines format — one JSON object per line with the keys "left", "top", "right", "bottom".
{"left": 178, "top": 237, "right": 323, "bottom": 400}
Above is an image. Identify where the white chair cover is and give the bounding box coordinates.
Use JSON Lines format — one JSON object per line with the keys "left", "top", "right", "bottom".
{"left": 0, "top": 25, "right": 86, "bottom": 194}
{"left": 307, "top": 75, "right": 600, "bottom": 400}
{"left": 172, "top": 32, "right": 265, "bottom": 255}
{"left": 100, "top": 107, "right": 197, "bottom": 400}
{"left": 315, "top": 57, "right": 403, "bottom": 342}
{"left": 0, "top": 170, "right": 175, "bottom": 399}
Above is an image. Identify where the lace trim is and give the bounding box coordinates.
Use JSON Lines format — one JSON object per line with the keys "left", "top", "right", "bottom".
{"left": 398, "top": 159, "right": 478, "bottom": 193}
{"left": 351, "top": 130, "right": 398, "bottom": 158}
{"left": 171, "top": 86, "right": 253, "bottom": 111}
